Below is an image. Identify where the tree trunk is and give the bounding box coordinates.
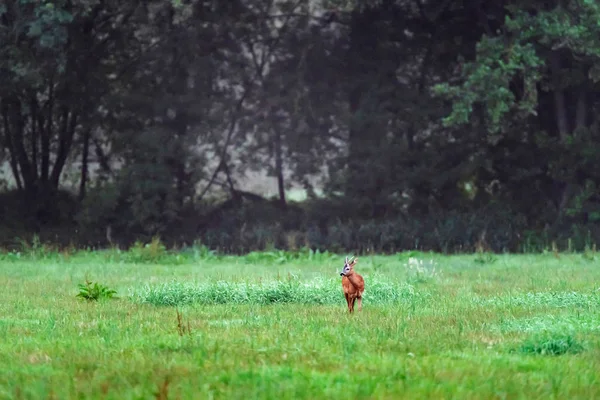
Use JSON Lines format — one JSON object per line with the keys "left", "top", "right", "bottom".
{"left": 274, "top": 127, "right": 286, "bottom": 208}
{"left": 93, "top": 137, "right": 112, "bottom": 177}
{"left": 2, "top": 103, "right": 23, "bottom": 191}
{"left": 79, "top": 128, "right": 91, "bottom": 201}
{"left": 41, "top": 80, "right": 53, "bottom": 182}
{"left": 50, "top": 108, "right": 77, "bottom": 188}
{"left": 575, "top": 84, "right": 587, "bottom": 134}
{"left": 30, "top": 96, "right": 38, "bottom": 178}
{"left": 221, "top": 160, "right": 237, "bottom": 199}
{"left": 173, "top": 115, "right": 188, "bottom": 209}
{"left": 550, "top": 53, "right": 586, "bottom": 217}
{"left": 347, "top": 87, "right": 367, "bottom": 186}
{"left": 560, "top": 84, "right": 589, "bottom": 214}
{"left": 8, "top": 98, "right": 36, "bottom": 191}
{"left": 550, "top": 52, "right": 569, "bottom": 140}
{"left": 550, "top": 52, "right": 569, "bottom": 215}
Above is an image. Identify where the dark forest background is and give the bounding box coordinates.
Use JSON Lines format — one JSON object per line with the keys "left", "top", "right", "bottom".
{"left": 2, "top": 0, "right": 600, "bottom": 253}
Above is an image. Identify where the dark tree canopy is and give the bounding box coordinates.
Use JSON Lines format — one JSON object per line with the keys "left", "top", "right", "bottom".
{"left": 1, "top": 0, "right": 599, "bottom": 253}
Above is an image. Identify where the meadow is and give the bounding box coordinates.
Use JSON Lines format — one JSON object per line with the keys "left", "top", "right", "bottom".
{"left": 0, "top": 243, "right": 599, "bottom": 399}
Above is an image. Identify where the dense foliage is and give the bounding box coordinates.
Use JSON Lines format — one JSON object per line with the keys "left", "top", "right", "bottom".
{"left": 2, "top": 0, "right": 600, "bottom": 252}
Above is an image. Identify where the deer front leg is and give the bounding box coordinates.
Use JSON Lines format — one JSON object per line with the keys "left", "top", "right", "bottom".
{"left": 350, "top": 297, "right": 356, "bottom": 313}
{"left": 357, "top": 297, "right": 362, "bottom": 312}
{"left": 344, "top": 293, "right": 351, "bottom": 312}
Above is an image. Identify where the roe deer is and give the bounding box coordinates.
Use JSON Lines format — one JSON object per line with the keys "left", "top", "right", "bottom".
{"left": 340, "top": 256, "right": 364, "bottom": 313}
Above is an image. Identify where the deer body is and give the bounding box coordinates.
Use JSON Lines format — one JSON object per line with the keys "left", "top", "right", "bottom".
{"left": 340, "top": 256, "right": 364, "bottom": 313}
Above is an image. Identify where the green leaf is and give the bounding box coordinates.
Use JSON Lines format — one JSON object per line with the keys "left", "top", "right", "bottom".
{"left": 27, "top": 22, "right": 43, "bottom": 37}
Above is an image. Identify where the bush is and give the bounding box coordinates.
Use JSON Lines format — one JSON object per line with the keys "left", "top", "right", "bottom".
{"left": 5, "top": 185, "right": 600, "bottom": 254}
{"left": 196, "top": 201, "right": 530, "bottom": 253}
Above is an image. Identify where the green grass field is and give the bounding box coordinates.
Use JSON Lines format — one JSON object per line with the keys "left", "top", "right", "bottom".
{"left": 1, "top": 247, "right": 599, "bottom": 399}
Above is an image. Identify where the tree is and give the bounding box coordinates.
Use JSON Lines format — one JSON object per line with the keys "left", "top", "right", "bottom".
{"left": 434, "top": 0, "right": 600, "bottom": 223}
{"left": 0, "top": 0, "right": 157, "bottom": 224}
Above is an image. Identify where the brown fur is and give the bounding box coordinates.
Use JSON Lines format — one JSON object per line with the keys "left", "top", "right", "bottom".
{"left": 341, "top": 258, "right": 364, "bottom": 313}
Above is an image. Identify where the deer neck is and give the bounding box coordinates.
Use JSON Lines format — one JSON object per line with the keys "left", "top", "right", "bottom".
{"left": 345, "top": 271, "right": 361, "bottom": 287}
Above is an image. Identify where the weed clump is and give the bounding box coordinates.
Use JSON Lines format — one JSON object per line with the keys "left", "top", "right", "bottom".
{"left": 77, "top": 279, "right": 117, "bottom": 301}
{"left": 518, "top": 333, "right": 584, "bottom": 356}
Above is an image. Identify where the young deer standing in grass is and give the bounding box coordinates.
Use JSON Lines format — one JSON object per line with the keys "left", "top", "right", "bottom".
{"left": 340, "top": 256, "right": 364, "bottom": 313}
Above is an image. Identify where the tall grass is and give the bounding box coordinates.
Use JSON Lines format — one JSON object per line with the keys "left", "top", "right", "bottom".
{"left": 131, "top": 276, "right": 425, "bottom": 306}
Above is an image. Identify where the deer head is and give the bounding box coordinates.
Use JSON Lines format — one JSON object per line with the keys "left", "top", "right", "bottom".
{"left": 340, "top": 256, "right": 358, "bottom": 276}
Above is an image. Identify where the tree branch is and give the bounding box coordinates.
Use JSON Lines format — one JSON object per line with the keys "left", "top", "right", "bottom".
{"left": 197, "top": 89, "right": 249, "bottom": 201}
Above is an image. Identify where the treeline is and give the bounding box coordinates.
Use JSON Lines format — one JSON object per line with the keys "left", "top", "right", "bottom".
{"left": 2, "top": 0, "right": 600, "bottom": 253}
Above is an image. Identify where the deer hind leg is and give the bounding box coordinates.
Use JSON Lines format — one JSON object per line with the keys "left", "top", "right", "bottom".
{"left": 357, "top": 296, "right": 362, "bottom": 312}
